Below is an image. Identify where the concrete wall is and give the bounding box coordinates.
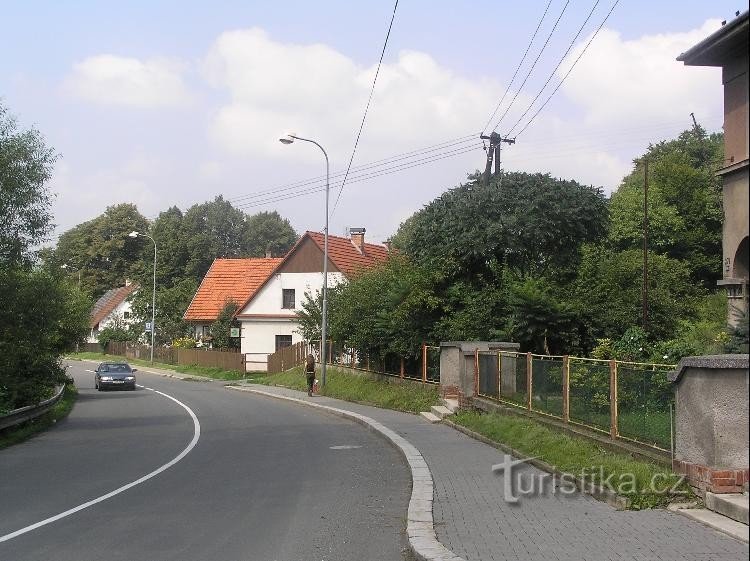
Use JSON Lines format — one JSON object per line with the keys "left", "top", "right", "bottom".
{"left": 439, "top": 341, "right": 520, "bottom": 398}
{"left": 670, "top": 355, "right": 749, "bottom": 493}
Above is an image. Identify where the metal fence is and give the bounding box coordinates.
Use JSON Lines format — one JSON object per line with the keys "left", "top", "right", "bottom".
{"left": 266, "top": 341, "right": 440, "bottom": 384}
{"left": 475, "top": 350, "right": 675, "bottom": 452}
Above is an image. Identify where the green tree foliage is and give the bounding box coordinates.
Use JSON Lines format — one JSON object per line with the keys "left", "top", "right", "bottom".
{"left": 129, "top": 278, "right": 198, "bottom": 346}
{"left": 243, "top": 211, "right": 297, "bottom": 257}
{"left": 0, "top": 104, "right": 57, "bottom": 265}
{"left": 608, "top": 127, "right": 723, "bottom": 288}
{"left": 0, "top": 268, "right": 90, "bottom": 411}
{"left": 572, "top": 246, "right": 698, "bottom": 342}
{"left": 44, "top": 204, "right": 149, "bottom": 298}
{"left": 97, "top": 317, "right": 137, "bottom": 352}
{"left": 395, "top": 171, "right": 608, "bottom": 280}
{"left": 210, "top": 300, "right": 241, "bottom": 349}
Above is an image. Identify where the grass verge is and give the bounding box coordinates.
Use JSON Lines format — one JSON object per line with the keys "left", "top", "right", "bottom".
{"left": 66, "top": 352, "right": 258, "bottom": 381}
{"left": 0, "top": 384, "right": 78, "bottom": 449}
{"left": 452, "top": 409, "right": 690, "bottom": 510}
{"left": 253, "top": 366, "right": 440, "bottom": 414}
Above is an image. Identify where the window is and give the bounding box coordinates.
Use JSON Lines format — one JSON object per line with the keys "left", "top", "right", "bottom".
{"left": 282, "top": 288, "right": 296, "bottom": 309}
{"left": 275, "top": 335, "right": 293, "bottom": 351}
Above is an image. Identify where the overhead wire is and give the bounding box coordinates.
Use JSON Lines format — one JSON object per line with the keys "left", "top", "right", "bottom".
{"left": 330, "top": 0, "right": 400, "bottom": 217}
{"left": 504, "top": 0, "right": 601, "bottom": 137}
{"left": 480, "top": 0, "right": 554, "bottom": 136}
{"left": 513, "top": 0, "right": 621, "bottom": 138}
{"left": 490, "top": 0, "right": 571, "bottom": 133}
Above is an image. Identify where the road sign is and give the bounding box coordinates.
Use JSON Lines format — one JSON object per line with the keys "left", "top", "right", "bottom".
{"left": 230, "top": 327, "right": 240, "bottom": 338}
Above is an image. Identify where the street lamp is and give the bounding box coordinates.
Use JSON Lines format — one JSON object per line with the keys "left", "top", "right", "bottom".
{"left": 279, "top": 132, "right": 329, "bottom": 387}
{"left": 129, "top": 230, "right": 157, "bottom": 363}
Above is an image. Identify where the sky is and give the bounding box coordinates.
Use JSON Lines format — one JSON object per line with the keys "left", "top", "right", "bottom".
{"left": 1, "top": 0, "right": 743, "bottom": 247}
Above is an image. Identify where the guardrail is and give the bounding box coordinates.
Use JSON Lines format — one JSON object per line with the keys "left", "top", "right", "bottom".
{"left": 0, "top": 385, "right": 66, "bottom": 431}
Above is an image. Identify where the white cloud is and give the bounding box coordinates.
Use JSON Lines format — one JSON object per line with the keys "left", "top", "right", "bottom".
{"left": 64, "top": 55, "right": 192, "bottom": 108}
{"left": 202, "top": 28, "right": 500, "bottom": 160}
{"left": 559, "top": 20, "right": 724, "bottom": 127}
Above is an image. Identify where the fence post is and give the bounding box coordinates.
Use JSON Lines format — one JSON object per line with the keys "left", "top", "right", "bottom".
{"left": 474, "top": 348, "right": 479, "bottom": 397}
{"left": 350, "top": 345, "right": 355, "bottom": 368}
{"left": 609, "top": 359, "right": 619, "bottom": 438}
{"left": 526, "top": 352, "right": 533, "bottom": 411}
{"left": 400, "top": 357, "right": 405, "bottom": 379}
{"left": 422, "top": 343, "right": 427, "bottom": 384}
{"left": 562, "top": 355, "right": 570, "bottom": 423}
{"left": 497, "top": 352, "right": 502, "bottom": 399}
{"left": 328, "top": 340, "right": 333, "bottom": 365}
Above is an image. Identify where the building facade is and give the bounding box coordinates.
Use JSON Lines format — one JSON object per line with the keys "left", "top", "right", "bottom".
{"left": 678, "top": 11, "right": 749, "bottom": 324}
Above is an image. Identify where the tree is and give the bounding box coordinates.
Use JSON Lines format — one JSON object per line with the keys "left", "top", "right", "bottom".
{"left": 0, "top": 104, "right": 57, "bottom": 265}
{"left": 182, "top": 196, "right": 247, "bottom": 282}
{"left": 129, "top": 278, "right": 198, "bottom": 346}
{"left": 0, "top": 268, "right": 90, "bottom": 411}
{"left": 243, "top": 211, "right": 297, "bottom": 257}
{"left": 210, "top": 300, "right": 240, "bottom": 349}
{"left": 43, "top": 204, "right": 149, "bottom": 298}
{"left": 394, "top": 171, "right": 608, "bottom": 281}
{"left": 609, "top": 127, "right": 723, "bottom": 288}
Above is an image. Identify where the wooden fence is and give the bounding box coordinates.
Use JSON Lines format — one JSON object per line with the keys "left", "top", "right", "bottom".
{"left": 99, "top": 342, "right": 244, "bottom": 372}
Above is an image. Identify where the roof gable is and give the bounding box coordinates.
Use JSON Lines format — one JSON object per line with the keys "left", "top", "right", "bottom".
{"left": 305, "top": 231, "right": 389, "bottom": 277}
{"left": 183, "top": 258, "right": 282, "bottom": 322}
{"left": 90, "top": 284, "right": 138, "bottom": 328}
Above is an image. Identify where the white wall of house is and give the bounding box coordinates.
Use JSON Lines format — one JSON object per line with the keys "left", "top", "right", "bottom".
{"left": 87, "top": 299, "right": 136, "bottom": 343}
{"left": 238, "top": 271, "right": 346, "bottom": 371}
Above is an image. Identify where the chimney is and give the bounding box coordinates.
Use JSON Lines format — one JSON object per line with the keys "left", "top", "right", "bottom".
{"left": 265, "top": 249, "right": 272, "bottom": 258}
{"left": 125, "top": 278, "right": 131, "bottom": 287}
{"left": 349, "top": 227, "right": 366, "bottom": 254}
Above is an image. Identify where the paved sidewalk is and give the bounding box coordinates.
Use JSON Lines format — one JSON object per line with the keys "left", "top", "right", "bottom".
{"left": 233, "top": 384, "right": 748, "bottom": 561}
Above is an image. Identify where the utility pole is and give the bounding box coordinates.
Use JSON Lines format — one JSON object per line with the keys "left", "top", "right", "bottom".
{"left": 690, "top": 112, "right": 699, "bottom": 132}
{"left": 642, "top": 159, "right": 649, "bottom": 331}
{"left": 480, "top": 132, "right": 515, "bottom": 186}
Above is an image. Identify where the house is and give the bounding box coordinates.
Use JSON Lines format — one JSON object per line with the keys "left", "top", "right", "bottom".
{"left": 182, "top": 257, "right": 283, "bottom": 343}
{"left": 678, "top": 10, "right": 749, "bottom": 324}
{"left": 88, "top": 281, "right": 139, "bottom": 343}
{"left": 184, "top": 229, "right": 389, "bottom": 371}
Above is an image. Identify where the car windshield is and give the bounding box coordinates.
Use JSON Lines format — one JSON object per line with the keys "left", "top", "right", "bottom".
{"left": 102, "top": 364, "right": 131, "bottom": 373}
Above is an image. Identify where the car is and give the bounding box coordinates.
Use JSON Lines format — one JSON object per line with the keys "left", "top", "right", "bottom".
{"left": 94, "top": 362, "right": 137, "bottom": 391}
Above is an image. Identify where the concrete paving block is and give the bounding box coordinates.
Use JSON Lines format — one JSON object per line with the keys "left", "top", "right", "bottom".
{"left": 706, "top": 493, "right": 749, "bottom": 525}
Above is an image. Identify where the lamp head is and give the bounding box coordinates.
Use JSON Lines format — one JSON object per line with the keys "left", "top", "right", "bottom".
{"left": 128, "top": 231, "right": 140, "bottom": 238}
{"left": 279, "top": 132, "right": 296, "bottom": 145}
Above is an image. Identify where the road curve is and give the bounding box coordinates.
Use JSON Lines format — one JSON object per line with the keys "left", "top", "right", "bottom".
{"left": 0, "top": 361, "right": 411, "bottom": 561}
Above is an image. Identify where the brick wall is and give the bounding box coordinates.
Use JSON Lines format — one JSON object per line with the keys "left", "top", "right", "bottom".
{"left": 673, "top": 459, "right": 749, "bottom": 494}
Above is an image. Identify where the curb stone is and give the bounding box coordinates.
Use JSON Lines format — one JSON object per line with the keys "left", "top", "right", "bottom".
{"left": 226, "top": 386, "right": 466, "bottom": 561}
{"left": 442, "top": 418, "right": 631, "bottom": 510}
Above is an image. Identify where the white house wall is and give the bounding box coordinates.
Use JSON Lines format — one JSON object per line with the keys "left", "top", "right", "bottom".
{"left": 87, "top": 298, "right": 136, "bottom": 343}
{"left": 239, "top": 271, "right": 346, "bottom": 371}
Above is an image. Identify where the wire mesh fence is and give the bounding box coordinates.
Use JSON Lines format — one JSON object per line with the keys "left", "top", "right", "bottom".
{"left": 477, "top": 351, "right": 675, "bottom": 452}
{"left": 616, "top": 362, "right": 674, "bottom": 450}
{"left": 266, "top": 340, "right": 440, "bottom": 384}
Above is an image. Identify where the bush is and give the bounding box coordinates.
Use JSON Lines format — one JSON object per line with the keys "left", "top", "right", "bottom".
{"left": 172, "top": 337, "right": 197, "bottom": 349}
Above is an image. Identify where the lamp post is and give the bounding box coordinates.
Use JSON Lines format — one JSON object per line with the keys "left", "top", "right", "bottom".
{"left": 279, "top": 132, "right": 329, "bottom": 387}
{"left": 129, "top": 231, "right": 157, "bottom": 363}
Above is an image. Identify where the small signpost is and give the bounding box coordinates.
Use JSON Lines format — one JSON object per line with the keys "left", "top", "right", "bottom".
{"left": 230, "top": 327, "right": 240, "bottom": 338}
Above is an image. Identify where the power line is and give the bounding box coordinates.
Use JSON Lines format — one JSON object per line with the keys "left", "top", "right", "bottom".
{"left": 490, "top": 0, "right": 571, "bottom": 133}
{"left": 481, "top": 0, "right": 554, "bottom": 135}
{"left": 330, "top": 0, "right": 400, "bottom": 217}
{"left": 514, "top": 0, "right": 621, "bottom": 138}
{"left": 504, "top": 0, "right": 601, "bottom": 137}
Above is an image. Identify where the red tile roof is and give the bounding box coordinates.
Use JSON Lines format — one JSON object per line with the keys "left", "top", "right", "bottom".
{"left": 306, "top": 231, "right": 389, "bottom": 277}
{"left": 183, "top": 258, "right": 282, "bottom": 321}
{"left": 90, "top": 283, "right": 138, "bottom": 328}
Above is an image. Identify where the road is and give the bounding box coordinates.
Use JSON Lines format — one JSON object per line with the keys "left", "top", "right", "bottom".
{"left": 0, "top": 361, "right": 411, "bottom": 561}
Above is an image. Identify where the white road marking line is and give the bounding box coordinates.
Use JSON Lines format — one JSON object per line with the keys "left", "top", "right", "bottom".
{"left": 329, "top": 445, "right": 363, "bottom": 450}
{"left": 0, "top": 384, "right": 201, "bottom": 543}
{"left": 85, "top": 369, "right": 95, "bottom": 373}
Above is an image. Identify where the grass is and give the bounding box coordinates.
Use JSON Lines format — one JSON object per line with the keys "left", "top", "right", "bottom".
{"left": 253, "top": 366, "right": 441, "bottom": 414}
{"left": 452, "top": 409, "right": 689, "bottom": 509}
{"left": 66, "top": 352, "right": 256, "bottom": 381}
{"left": 0, "top": 384, "right": 78, "bottom": 449}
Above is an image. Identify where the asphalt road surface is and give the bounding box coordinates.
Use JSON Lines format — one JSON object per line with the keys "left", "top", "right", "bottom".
{"left": 0, "top": 361, "right": 411, "bottom": 561}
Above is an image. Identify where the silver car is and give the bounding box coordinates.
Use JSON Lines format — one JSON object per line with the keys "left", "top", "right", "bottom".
{"left": 95, "top": 362, "right": 137, "bottom": 391}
